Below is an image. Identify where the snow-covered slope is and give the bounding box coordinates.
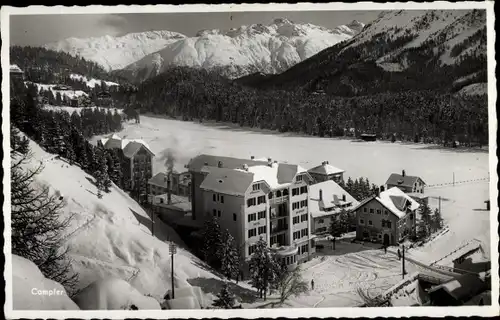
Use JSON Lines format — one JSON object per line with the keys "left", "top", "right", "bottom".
{"left": 69, "top": 73, "right": 119, "bottom": 88}
{"left": 20, "top": 138, "right": 223, "bottom": 305}
{"left": 12, "top": 255, "right": 80, "bottom": 310}
{"left": 44, "top": 19, "right": 364, "bottom": 80}
{"left": 44, "top": 31, "right": 186, "bottom": 71}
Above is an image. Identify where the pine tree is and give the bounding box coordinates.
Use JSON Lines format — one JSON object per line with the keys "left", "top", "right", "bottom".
{"left": 249, "top": 237, "right": 281, "bottom": 300}
{"left": 201, "top": 216, "right": 223, "bottom": 268}
{"left": 419, "top": 200, "right": 432, "bottom": 232}
{"left": 212, "top": 283, "right": 236, "bottom": 309}
{"left": 94, "top": 170, "right": 104, "bottom": 198}
{"left": 432, "top": 208, "right": 443, "bottom": 231}
{"left": 217, "top": 229, "right": 240, "bottom": 280}
{"left": 346, "top": 177, "right": 354, "bottom": 195}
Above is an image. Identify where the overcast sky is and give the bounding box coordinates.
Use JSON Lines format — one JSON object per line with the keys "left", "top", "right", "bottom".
{"left": 10, "top": 11, "right": 382, "bottom": 46}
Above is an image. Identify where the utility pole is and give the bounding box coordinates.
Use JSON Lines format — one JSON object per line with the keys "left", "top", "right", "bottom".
{"left": 169, "top": 243, "right": 177, "bottom": 299}
{"left": 402, "top": 245, "right": 406, "bottom": 279}
{"left": 438, "top": 196, "right": 441, "bottom": 215}
{"left": 453, "top": 172, "right": 455, "bottom": 187}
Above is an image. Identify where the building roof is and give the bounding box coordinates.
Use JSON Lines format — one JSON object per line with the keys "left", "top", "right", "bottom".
{"left": 352, "top": 187, "right": 420, "bottom": 219}
{"left": 187, "top": 154, "right": 268, "bottom": 173}
{"left": 100, "top": 134, "right": 154, "bottom": 157}
{"left": 307, "top": 161, "right": 345, "bottom": 176}
{"left": 199, "top": 166, "right": 254, "bottom": 196}
{"left": 309, "top": 180, "right": 359, "bottom": 218}
{"left": 149, "top": 172, "right": 169, "bottom": 186}
{"left": 241, "top": 162, "right": 308, "bottom": 189}
{"left": 428, "top": 273, "right": 487, "bottom": 302}
{"left": 430, "top": 239, "right": 484, "bottom": 266}
{"left": 386, "top": 173, "right": 426, "bottom": 188}
{"left": 10, "top": 64, "right": 23, "bottom": 74}
{"left": 152, "top": 194, "right": 191, "bottom": 212}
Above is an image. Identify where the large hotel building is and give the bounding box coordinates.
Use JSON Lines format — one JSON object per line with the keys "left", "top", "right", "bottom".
{"left": 187, "top": 155, "right": 317, "bottom": 272}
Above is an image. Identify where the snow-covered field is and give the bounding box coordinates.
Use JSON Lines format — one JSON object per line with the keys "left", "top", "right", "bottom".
{"left": 69, "top": 73, "right": 119, "bottom": 88}
{"left": 16, "top": 138, "right": 226, "bottom": 309}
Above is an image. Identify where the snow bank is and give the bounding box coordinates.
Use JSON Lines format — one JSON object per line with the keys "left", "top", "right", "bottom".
{"left": 43, "top": 105, "right": 124, "bottom": 115}
{"left": 73, "top": 277, "right": 160, "bottom": 310}
{"left": 12, "top": 255, "right": 79, "bottom": 310}
{"left": 22, "top": 138, "right": 223, "bottom": 304}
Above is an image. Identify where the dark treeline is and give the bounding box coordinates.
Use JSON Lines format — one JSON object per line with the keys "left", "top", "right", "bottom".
{"left": 127, "top": 66, "right": 488, "bottom": 147}
{"left": 11, "top": 84, "right": 126, "bottom": 189}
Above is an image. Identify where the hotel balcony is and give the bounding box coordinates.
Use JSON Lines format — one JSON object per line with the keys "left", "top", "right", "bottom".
{"left": 269, "top": 195, "right": 289, "bottom": 205}
{"left": 270, "top": 244, "right": 298, "bottom": 271}
{"left": 271, "top": 223, "right": 288, "bottom": 234}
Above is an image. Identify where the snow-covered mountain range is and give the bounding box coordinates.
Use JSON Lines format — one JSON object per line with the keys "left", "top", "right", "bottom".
{"left": 44, "top": 18, "right": 365, "bottom": 80}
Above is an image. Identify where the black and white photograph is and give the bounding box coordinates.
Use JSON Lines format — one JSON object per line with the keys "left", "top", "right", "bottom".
{"left": 2, "top": 2, "right": 497, "bottom": 318}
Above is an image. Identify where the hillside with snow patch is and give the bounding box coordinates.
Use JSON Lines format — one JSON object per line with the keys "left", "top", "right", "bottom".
{"left": 20, "top": 138, "right": 224, "bottom": 305}
{"left": 69, "top": 73, "right": 120, "bottom": 88}
{"left": 28, "top": 82, "right": 88, "bottom": 100}
{"left": 43, "top": 105, "right": 124, "bottom": 115}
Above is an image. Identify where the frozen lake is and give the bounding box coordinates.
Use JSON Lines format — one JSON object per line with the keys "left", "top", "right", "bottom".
{"left": 95, "top": 115, "right": 490, "bottom": 187}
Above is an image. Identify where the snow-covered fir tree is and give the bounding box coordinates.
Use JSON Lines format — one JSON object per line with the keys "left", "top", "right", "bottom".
{"left": 212, "top": 283, "right": 236, "bottom": 309}
{"left": 217, "top": 229, "right": 240, "bottom": 280}
{"left": 249, "top": 237, "right": 281, "bottom": 300}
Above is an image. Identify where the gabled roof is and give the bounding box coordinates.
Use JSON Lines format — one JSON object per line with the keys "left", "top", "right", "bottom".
{"left": 10, "top": 64, "right": 23, "bottom": 73}
{"left": 187, "top": 154, "right": 267, "bottom": 173}
{"left": 309, "top": 180, "right": 359, "bottom": 218}
{"left": 308, "top": 161, "right": 345, "bottom": 176}
{"left": 148, "top": 172, "right": 169, "bottom": 186}
{"left": 352, "top": 187, "right": 420, "bottom": 219}
{"left": 428, "top": 273, "right": 487, "bottom": 302}
{"left": 199, "top": 167, "right": 254, "bottom": 196}
{"left": 386, "top": 173, "right": 425, "bottom": 188}
{"left": 123, "top": 141, "right": 154, "bottom": 158}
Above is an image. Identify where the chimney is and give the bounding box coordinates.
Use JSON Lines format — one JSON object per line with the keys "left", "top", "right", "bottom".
{"left": 243, "top": 164, "right": 249, "bottom": 171}
{"left": 378, "top": 185, "right": 384, "bottom": 197}
{"left": 321, "top": 161, "right": 326, "bottom": 166}
{"left": 327, "top": 161, "right": 329, "bottom": 164}
{"left": 167, "top": 174, "right": 172, "bottom": 205}
{"left": 319, "top": 189, "right": 323, "bottom": 201}
{"left": 273, "top": 160, "right": 278, "bottom": 164}
{"left": 218, "top": 161, "right": 223, "bottom": 168}
{"left": 267, "top": 158, "right": 272, "bottom": 167}
{"left": 251, "top": 156, "right": 255, "bottom": 160}
{"left": 342, "top": 194, "right": 346, "bottom": 202}
{"left": 402, "top": 169, "right": 406, "bottom": 177}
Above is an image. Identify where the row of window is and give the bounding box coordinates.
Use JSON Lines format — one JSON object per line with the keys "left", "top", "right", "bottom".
{"left": 363, "top": 207, "right": 389, "bottom": 215}
{"left": 291, "top": 186, "right": 308, "bottom": 197}
{"left": 359, "top": 218, "right": 393, "bottom": 228}
{"left": 248, "top": 210, "right": 266, "bottom": 222}
{"left": 212, "top": 209, "right": 238, "bottom": 222}
{"left": 293, "top": 228, "right": 309, "bottom": 240}
{"left": 269, "top": 189, "right": 288, "bottom": 199}
{"left": 292, "top": 200, "right": 308, "bottom": 210}
{"left": 293, "top": 214, "right": 309, "bottom": 224}
{"left": 248, "top": 226, "right": 266, "bottom": 238}
{"left": 213, "top": 193, "right": 225, "bottom": 203}
{"left": 247, "top": 196, "right": 266, "bottom": 207}
{"left": 299, "top": 244, "right": 309, "bottom": 255}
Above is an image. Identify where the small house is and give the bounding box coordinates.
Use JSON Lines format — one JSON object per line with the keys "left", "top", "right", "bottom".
{"left": 386, "top": 170, "right": 426, "bottom": 194}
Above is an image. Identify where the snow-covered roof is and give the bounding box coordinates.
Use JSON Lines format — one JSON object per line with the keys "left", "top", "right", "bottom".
{"left": 352, "top": 187, "right": 420, "bottom": 219}
{"left": 247, "top": 162, "right": 307, "bottom": 189}
{"left": 386, "top": 172, "right": 426, "bottom": 188}
{"left": 152, "top": 194, "right": 191, "bottom": 212}
{"left": 430, "top": 239, "right": 483, "bottom": 266}
{"left": 10, "top": 64, "right": 23, "bottom": 73}
{"left": 308, "top": 161, "right": 345, "bottom": 176}
{"left": 100, "top": 134, "right": 154, "bottom": 157}
{"left": 309, "top": 180, "right": 359, "bottom": 218}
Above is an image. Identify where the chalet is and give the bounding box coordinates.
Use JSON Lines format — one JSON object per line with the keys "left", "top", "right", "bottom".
{"left": 98, "top": 134, "right": 155, "bottom": 193}
{"left": 10, "top": 64, "right": 24, "bottom": 81}
{"left": 386, "top": 170, "right": 426, "bottom": 194}
{"left": 308, "top": 180, "right": 359, "bottom": 234}
{"left": 352, "top": 186, "right": 419, "bottom": 245}
{"left": 307, "top": 161, "right": 345, "bottom": 184}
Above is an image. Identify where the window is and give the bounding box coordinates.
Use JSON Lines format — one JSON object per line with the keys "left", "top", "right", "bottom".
{"left": 213, "top": 209, "right": 217, "bottom": 216}
{"left": 248, "top": 213, "right": 256, "bottom": 222}
{"left": 283, "top": 189, "right": 289, "bottom": 196}
{"left": 382, "top": 220, "right": 386, "bottom": 227}
{"left": 257, "top": 196, "right": 266, "bottom": 204}
{"left": 292, "top": 188, "right": 300, "bottom": 196}
{"left": 276, "top": 190, "right": 282, "bottom": 197}
{"left": 247, "top": 198, "right": 256, "bottom": 207}
{"left": 318, "top": 218, "right": 324, "bottom": 224}
{"left": 301, "top": 244, "right": 308, "bottom": 254}
{"left": 301, "top": 228, "right": 308, "bottom": 237}
{"left": 249, "top": 245, "right": 257, "bottom": 255}
{"left": 301, "top": 214, "right": 308, "bottom": 222}
{"left": 233, "top": 213, "right": 237, "bottom": 221}
{"left": 360, "top": 219, "right": 365, "bottom": 225}
{"left": 300, "top": 200, "right": 308, "bottom": 208}
{"left": 220, "top": 195, "right": 224, "bottom": 204}
{"left": 386, "top": 221, "right": 392, "bottom": 228}
{"left": 269, "top": 192, "right": 273, "bottom": 199}
{"left": 296, "top": 175, "right": 303, "bottom": 182}
{"left": 258, "top": 226, "right": 266, "bottom": 235}
{"left": 384, "top": 210, "right": 389, "bottom": 215}
{"left": 218, "top": 210, "right": 221, "bottom": 217}
{"left": 369, "top": 208, "right": 374, "bottom": 213}
{"left": 293, "top": 216, "right": 300, "bottom": 224}
{"left": 368, "top": 220, "right": 373, "bottom": 226}
{"left": 293, "top": 231, "right": 300, "bottom": 240}
{"left": 248, "top": 229, "right": 257, "bottom": 238}
{"left": 292, "top": 202, "right": 300, "bottom": 210}
{"left": 409, "top": 213, "right": 414, "bottom": 220}
{"left": 160, "top": 198, "right": 164, "bottom": 204}
{"left": 253, "top": 183, "right": 261, "bottom": 191}
{"left": 363, "top": 208, "right": 367, "bottom": 212}
{"left": 377, "top": 209, "right": 381, "bottom": 214}
{"left": 300, "top": 186, "right": 308, "bottom": 194}
{"left": 258, "top": 211, "right": 266, "bottom": 219}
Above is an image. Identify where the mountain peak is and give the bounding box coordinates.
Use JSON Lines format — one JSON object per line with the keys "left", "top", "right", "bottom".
{"left": 346, "top": 20, "right": 365, "bottom": 32}
{"left": 272, "top": 17, "right": 293, "bottom": 25}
